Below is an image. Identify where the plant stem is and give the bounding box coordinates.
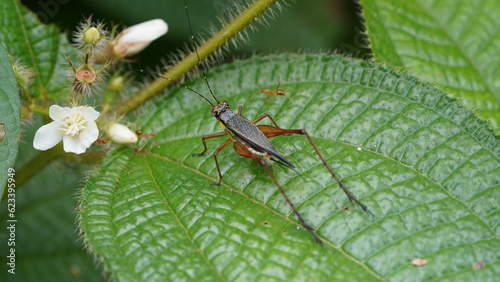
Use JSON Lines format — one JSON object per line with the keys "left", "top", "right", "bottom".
{"left": 114, "top": 0, "right": 278, "bottom": 115}
{"left": 5, "top": 147, "right": 61, "bottom": 195}
{"left": 31, "top": 104, "right": 49, "bottom": 115}
{"left": 4, "top": 145, "right": 104, "bottom": 197}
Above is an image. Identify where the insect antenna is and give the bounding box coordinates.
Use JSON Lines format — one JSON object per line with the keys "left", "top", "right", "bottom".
{"left": 161, "top": 76, "right": 214, "bottom": 107}
{"left": 184, "top": 0, "right": 220, "bottom": 104}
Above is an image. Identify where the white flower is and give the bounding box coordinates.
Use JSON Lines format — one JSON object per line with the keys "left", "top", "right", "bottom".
{"left": 108, "top": 123, "right": 138, "bottom": 144}
{"left": 112, "top": 19, "right": 168, "bottom": 58}
{"left": 33, "top": 105, "right": 100, "bottom": 154}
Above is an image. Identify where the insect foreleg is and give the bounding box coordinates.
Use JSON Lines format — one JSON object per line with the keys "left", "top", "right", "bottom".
{"left": 194, "top": 131, "right": 228, "bottom": 156}
{"left": 210, "top": 139, "right": 233, "bottom": 186}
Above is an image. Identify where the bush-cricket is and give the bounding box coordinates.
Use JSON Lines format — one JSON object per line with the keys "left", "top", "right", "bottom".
{"left": 165, "top": 0, "right": 372, "bottom": 244}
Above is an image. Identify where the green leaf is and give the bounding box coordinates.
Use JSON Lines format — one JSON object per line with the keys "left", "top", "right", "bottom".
{"left": 0, "top": 44, "right": 20, "bottom": 195}
{"left": 79, "top": 53, "right": 500, "bottom": 280}
{"left": 361, "top": 0, "right": 500, "bottom": 134}
{"left": 0, "top": 121, "right": 104, "bottom": 282}
{"left": 0, "top": 0, "right": 74, "bottom": 100}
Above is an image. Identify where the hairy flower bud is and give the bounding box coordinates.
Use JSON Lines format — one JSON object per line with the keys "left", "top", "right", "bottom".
{"left": 74, "top": 17, "right": 108, "bottom": 54}
{"left": 72, "top": 63, "right": 98, "bottom": 95}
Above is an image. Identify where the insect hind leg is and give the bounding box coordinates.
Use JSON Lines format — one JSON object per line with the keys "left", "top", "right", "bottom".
{"left": 237, "top": 106, "right": 280, "bottom": 127}
{"left": 257, "top": 125, "right": 372, "bottom": 215}
{"left": 233, "top": 142, "right": 322, "bottom": 243}
{"left": 251, "top": 113, "right": 280, "bottom": 127}
{"left": 259, "top": 158, "right": 322, "bottom": 244}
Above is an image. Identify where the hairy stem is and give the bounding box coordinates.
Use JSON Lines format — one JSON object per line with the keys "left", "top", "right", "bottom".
{"left": 115, "top": 0, "right": 278, "bottom": 115}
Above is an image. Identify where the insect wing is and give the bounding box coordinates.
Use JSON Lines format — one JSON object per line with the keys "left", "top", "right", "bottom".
{"left": 226, "top": 114, "right": 295, "bottom": 168}
{"left": 227, "top": 114, "right": 271, "bottom": 147}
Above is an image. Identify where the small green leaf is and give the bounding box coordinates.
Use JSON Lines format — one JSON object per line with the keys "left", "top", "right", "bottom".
{"left": 0, "top": 44, "right": 20, "bottom": 195}
{"left": 361, "top": 0, "right": 500, "bottom": 134}
{"left": 0, "top": 0, "right": 74, "bottom": 100}
{"left": 80, "top": 54, "right": 500, "bottom": 280}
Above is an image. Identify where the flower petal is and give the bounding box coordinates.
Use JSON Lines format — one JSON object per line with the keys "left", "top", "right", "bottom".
{"left": 63, "top": 135, "right": 87, "bottom": 154}
{"left": 113, "top": 19, "right": 168, "bottom": 58}
{"left": 108, "top": 123, "right": 138, "bottom": 144}
{"left": 33, "top": 121, "right": 64, "bottom": 151}
{"left": 49, "top": 105, "right": 74, "bottom": 121}
{"left": 77, "top": 106, "right": 100, "bottom": 121}
{"left": 119, "top": 19, "right": 168, "bottom": 44}
{"left": 79, "top": 120, "right": 99, "bottom": 148}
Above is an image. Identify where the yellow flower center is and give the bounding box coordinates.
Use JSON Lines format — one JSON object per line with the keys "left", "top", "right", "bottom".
{"left": 61, "top": 113, "right": 87, "bottom": 136}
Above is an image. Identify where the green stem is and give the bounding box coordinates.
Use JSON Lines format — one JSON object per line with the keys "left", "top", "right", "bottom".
{"left": 3, "top": 145, "right": 104, "bottom": 198}
{"left": 4, "top": 147, "right": 61, "bottom": 196}
{"left": 31, "top": 104, "right": 49, "bottom": 116}
{"left": 115, "top": 0, "right": 278, "bottom": 115}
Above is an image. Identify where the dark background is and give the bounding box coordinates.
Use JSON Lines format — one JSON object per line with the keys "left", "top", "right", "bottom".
{"left": 21, "top": 0, "right": 370, "bottom": 73}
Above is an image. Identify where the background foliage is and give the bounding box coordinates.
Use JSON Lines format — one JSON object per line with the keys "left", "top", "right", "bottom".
{"left": 362, "top": 0, "right": 500, "bottom": 134}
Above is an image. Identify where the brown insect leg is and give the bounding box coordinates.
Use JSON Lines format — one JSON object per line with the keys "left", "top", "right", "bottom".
{"left": 234, "top": 142, "right": 322, "bottom": 244}
{"left": 235, "top": 106, "right": 280, "bottom": 127}
{"left": 261, "top": 89, "right": 286, "bottom": 96}
{"left": 260, "top": 82, "right": 286, "bottom": 97}
{"left": 257, "top": 125, "right": 372, "bottom": 215}
{"left": 251, "top": 113, "right": 280, "bottom": 127}
{"left": 193, "top": 131, "right": 228, "bottom": 156}
{"left": 208, "top": 139, "right": 233, "bottom": 186}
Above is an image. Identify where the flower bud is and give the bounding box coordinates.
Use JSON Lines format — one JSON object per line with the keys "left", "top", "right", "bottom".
{"left": 74, "top": 17, "right": 107, "bottom": 54}
{"left": 84, "top": 27, "right": 100, "bottom": 44}
{"left": 10, "top": 57, "right": 33, "bottom": 91}
{"left": 112, "top": 19, "right": 168, "bottom": 58}
{"left": 108, "top": 75, "right": 125, "bottom": 92}
{"left": 108, "top": 123, "right": 138, "bottom": 144}
{"left": 72, "top": 64, "right": 98, "bottom": 95}
{"left": 75, "top": 65, "right": 97, "bottom": 83}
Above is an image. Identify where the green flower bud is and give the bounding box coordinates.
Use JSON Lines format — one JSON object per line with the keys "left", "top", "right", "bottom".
{"left": 84, "top": 27, "right": 100, "bottom": 44}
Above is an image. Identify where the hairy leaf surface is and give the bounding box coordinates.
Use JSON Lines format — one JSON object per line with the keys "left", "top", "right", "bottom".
{"left": 80, "top": 54, "right": 500, "bottom": 281}
{"left": 362, "top": 0, "right": 500, "bottom": 134}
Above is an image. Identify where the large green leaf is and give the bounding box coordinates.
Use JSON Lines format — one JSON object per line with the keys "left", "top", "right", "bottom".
{"left": 0, "top": 0, "right": 74, "bottom": 100}
{"left": 0, "top": 45, "right": 20, "bottom": 195}
{"left": 361, "top": 0, "right": 500, "bottom": 134}
{"left": 80, "top": 53, "right": 500, "bottom": 280}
